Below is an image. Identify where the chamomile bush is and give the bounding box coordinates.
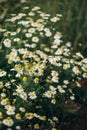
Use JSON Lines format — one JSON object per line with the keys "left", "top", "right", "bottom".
{"left": 0, "top": 6, "right": 87, "bottom": 130}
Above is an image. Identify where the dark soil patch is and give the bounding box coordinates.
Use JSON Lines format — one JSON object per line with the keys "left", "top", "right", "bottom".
{"left": 60, "top": 104, "right": 87, "bottom": 130}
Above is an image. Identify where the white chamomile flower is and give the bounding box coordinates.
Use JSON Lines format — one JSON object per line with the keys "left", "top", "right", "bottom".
{"left": 16, "top": 126, "right": 21, "bottom": 130}
{"left": 32, "top": 37, "right": 39, "bottom": 43}
{"left": 19, "top": 107, "right": 25, "bottom": 112}
{"left": 0, "top": 70, "right": 7, "bottom": 77}
{"left": 14, "top": 38, "right": 20, "bottom": 42}
{"left": 28, "top": 91, "right": 37, "bottom": 100}
{"left": 6, "top": 109, "right": 15, "bottom": 115}
{"left": 72, "top": 66, "right": 80, "bottom": 75}
{"left": 63, "top": 80, "right": 69, "bottom": 84}
{"left": 50, "top": 17, "right": 60, "bottom": 22}
{"left": 3, "top": 39, "right": 11, "bottom": 47}
{"left": 28, "top": 28, "right": 35, "bottom": 33}
{"left": 51, "top": 70, "right": 59, "bottom": 77}
{"left": 52, "top": 76, "right": 59, "bottom": 83}
{"left": 43, "top": 91, "right": 52, "bottom": 98}
{"left": 3, "top": 118, "right": 14, "bottom": 127}
{"left": 25, "top": 33, "right": 32, "bottom": 38}
{"left": 28, "top": 11, "right": 35, "bottom": 16}
{"left": 32, "top": 6, "right": 40, "bottom": 11}
{"left": 20, "top": 92, "right": 27, "bottom": 100}
{"left": 45, "top": 31, "right": 52, "bottom": 37}
{"left": 70, "top": 95, "right": 75, "bottom": 100}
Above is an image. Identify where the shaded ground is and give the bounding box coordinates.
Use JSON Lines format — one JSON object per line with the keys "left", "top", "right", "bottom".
{"left": 60, "top": 80, "right": 87, "bottom": 130}
{"left": 60, "top": 104, "right": 87, "bottom": 130}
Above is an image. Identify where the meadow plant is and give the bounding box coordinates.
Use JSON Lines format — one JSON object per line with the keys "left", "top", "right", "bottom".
{"left": 0, "top": 6, "right": 87, "bottom": 130}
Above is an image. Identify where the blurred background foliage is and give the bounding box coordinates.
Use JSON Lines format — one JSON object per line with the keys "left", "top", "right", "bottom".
{"left": 0, "top": 0, "right": 87, "bottom": 55}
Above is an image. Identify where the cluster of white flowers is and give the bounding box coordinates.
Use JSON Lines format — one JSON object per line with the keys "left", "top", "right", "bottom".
{"left": 0, "top": 5, "right": 87, "bottom": 130}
